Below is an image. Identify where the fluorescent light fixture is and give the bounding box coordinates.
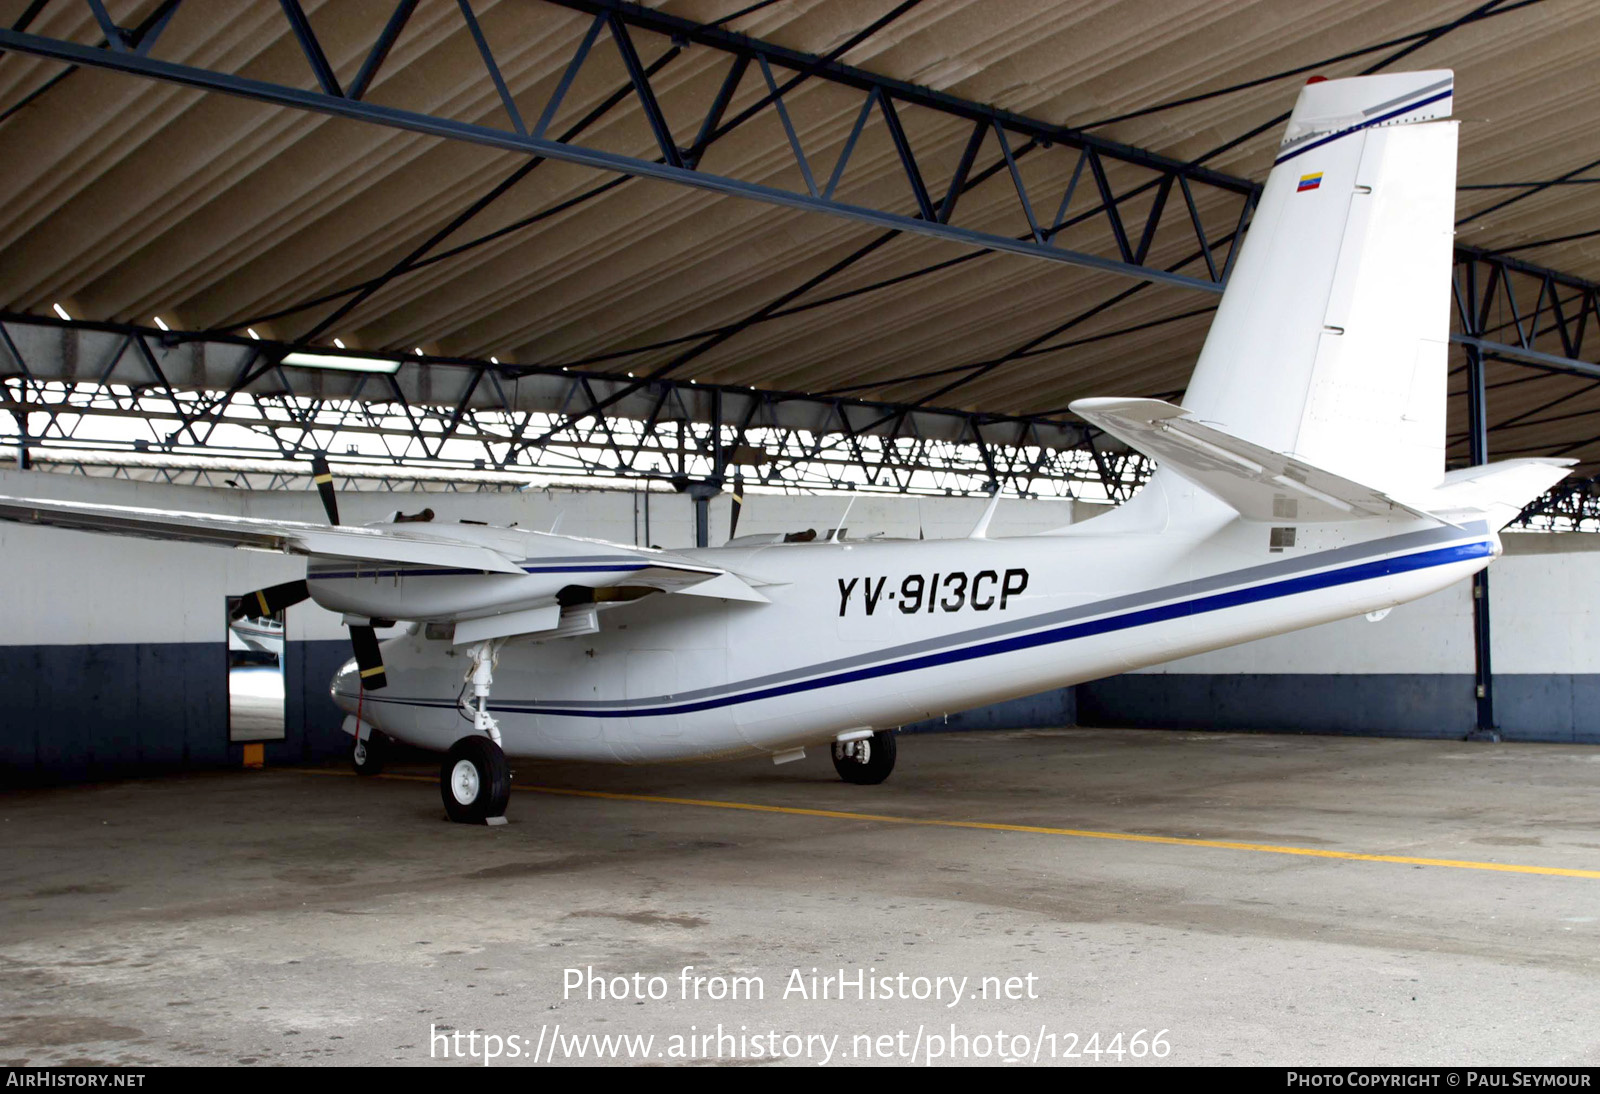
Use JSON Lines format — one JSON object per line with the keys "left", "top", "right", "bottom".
{"left": 489, "top": 356, "right": 499, "bottom": 364}
{"left": 413, "top": 347, "right": 424, "bottom": 356}
{"left": 52, "top": 303, "right": 70, "bottom": 321}
{"left": 281, "top": 351, "right": 401, "bottom": 374}
{"left": 247, "top": 328, "right": 260, "bottom": 340}
{"left": 333, "top": 337, "right": 345, "bottom": 349}
{"left": 153, "top": 315, "right": 169, "bottom": 331}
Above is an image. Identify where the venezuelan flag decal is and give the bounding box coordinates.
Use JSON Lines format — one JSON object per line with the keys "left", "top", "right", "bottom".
{"left": 1297, "top": 172, "right": 1324, "bottom": 192}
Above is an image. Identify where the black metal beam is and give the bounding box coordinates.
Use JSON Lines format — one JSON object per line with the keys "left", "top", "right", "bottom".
{"left": 1464, "top": 339, "right": 1498, "bottom": 739}
{"left": 543, "top": 0, "right": 1250, "bottom": 194}
{"left": 0, "top": 314, "right": 1120, "bottom": 499}
{"left": 0, "top": 2, "right": 1241, "bottom": 294}
{"left": 6, "top": 1, "right": 1595, "bottom": 397}
{"left": 0, "top": 0, "right": 1594, "bottom": 523}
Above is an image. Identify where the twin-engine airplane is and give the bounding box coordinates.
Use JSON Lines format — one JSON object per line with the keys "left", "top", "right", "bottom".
{"left": 0, "top": 72, "right": 1572, "bottom": 824}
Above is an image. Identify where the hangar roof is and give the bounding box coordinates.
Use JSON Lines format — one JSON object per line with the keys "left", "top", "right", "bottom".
{"left": 0, "top": 0, "right": 1597, "bottom": 475}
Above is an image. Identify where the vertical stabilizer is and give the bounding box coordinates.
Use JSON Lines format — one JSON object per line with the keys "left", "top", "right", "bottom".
{"left": 1181, "top": 72, "right": 1457, "bottom": 499}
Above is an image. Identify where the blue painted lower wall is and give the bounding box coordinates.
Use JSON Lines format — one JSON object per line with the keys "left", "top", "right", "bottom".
{"left": 0, "top": 639, "right": 354, "bottom": 784}
{"left": 5, "top": 642, "right": 1598, "bottom": 784}
{"left": 1076, "top": 673, "right": 1600, "bottom": 744}
{"left": 1492, "top": 674, "right": 1600, "bottom": 744}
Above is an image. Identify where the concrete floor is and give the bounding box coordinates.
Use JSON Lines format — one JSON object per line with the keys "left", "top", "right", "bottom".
{"left": 4, "top": 727, "right": 1600, "bottom": 1067}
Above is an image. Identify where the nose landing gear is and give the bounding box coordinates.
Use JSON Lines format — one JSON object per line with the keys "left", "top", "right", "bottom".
{"left": 352, "top": 730, "right": 387, "bottom": 776}
{"left": 346, "top": 714, "right": 386, "bottom": 776}
{"left": 443, "top": 639, "right": 511, "bottom": 824}
{"left": 831, "top": 729, "right": 897, "bottom": 785}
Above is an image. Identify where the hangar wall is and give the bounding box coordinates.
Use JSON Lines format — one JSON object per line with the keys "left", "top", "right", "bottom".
{"left": 0, "top": 470, "right": 1076, "bottom": 781}
{"left": 1077, "top": 533, "right": 1600, "bottom": 743}
{"left": 4, "top": 469, "right": 1596, "bottom": 782}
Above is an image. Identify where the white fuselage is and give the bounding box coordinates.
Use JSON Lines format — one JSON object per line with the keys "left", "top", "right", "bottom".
{"left": 329, "top": 488, "right": 1495, "bottom": 764}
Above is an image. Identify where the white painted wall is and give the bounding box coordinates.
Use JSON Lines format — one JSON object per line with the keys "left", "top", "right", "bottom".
{"left": 1490, "top": 534, "right": 1600, "bottom": 675}
{"left": 1136, "top": 532, "right": 1600, "bottom": 676}
{"left": 725, "top": 492, "right": 1076, "bottom": 542}
{"left": 0, "top": 470, "right": 1075, "bottom": 646}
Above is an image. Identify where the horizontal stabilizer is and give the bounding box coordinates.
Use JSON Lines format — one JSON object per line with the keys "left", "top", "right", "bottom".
{"left": 1411, "top": 459, "right": 1576, "bottom": 531}
{"left": 1070, "top": 397, "right": 1441, "bottom": 524}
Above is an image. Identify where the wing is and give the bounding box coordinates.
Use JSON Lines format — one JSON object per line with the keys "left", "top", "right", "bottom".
{"left": 0, "top": 493, "right": 774, "bottom": 646}
{"left": 0, "top": 493, "right": 526, "bottom": 574}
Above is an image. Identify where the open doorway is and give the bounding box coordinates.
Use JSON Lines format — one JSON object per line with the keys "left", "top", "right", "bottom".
{"left": 227, "top": 602, "right": 286, "bottom": 743}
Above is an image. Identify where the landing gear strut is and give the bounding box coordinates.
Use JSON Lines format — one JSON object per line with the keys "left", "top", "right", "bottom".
{"left": 443, "top": 640, "right": 510, "bottom": 824}
{"left": 832, "top": 729, "right": 897, "bottom": 785}
{"left": 460, "top": 640, "right": 504, "bottom": 747}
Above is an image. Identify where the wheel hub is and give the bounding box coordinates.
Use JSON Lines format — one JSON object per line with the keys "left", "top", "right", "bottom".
{"left": 835, "top": 739, "right": 871, "bottom": 764}
{"left": 450, "top": 758, "right": 480, "bottom": 804}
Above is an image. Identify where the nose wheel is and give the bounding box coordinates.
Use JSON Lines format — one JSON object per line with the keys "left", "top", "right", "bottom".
{"left": 831, "top": 730, "right": 897, "bottom": 785}
{"left": 441, "top": 735, "right": 511, "bottom": 824}
{"left": 352, "top": 729, "right": 387, "bottom": 776}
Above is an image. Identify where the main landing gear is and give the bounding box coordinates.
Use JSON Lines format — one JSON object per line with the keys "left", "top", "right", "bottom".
{"left": 831, "top": 729, "right": 897, "bottom": 785}
{"left": 442, "top": 640, "right": 511, "bottom": 825}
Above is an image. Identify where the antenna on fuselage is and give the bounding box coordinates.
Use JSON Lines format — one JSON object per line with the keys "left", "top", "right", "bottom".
{"left": 969, "top": 484, "right": 1003, "bottom": 540}
{"left": 827, "top": 493, "right": 859, "bottom": 543}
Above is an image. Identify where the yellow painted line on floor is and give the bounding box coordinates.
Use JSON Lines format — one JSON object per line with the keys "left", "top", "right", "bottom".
{"left": 291, "top": 768, "right": 1600, "bottom": 879}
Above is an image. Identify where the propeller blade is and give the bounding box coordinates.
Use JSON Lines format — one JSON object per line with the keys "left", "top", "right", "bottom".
{"left": 729, "top": 471, "right": 744, "bottom": 540}
{"left": 229, "top": 579, "right": 310, "bottom": 620}
{"left": 348, "top": 624, "right": 388, "bottom": 690}
{"left": 310, "top": 454, "right": 340, "bottom": 525}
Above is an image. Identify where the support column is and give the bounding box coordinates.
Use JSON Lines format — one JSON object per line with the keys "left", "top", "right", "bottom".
{"left": 1465, "top": 342, "right": 1498, "bottom": 741}
{"left": 686, "top": 480, "right": 720, "bottom": 548}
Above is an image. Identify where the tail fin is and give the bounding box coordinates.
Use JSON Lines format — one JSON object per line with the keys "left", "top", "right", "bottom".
{"left": 1181, "top": 72, "right": 1458, "bottom": 500}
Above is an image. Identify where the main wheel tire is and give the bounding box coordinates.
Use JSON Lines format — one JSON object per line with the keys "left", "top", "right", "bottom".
{"left": 831, "top": 729, "right": 897, "bottom": 785}
{"left": 440, "top": 736, "right": 511, "bottom": 824}
{"left": 352, "top": 730, "right": 387, "bottom": 776}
